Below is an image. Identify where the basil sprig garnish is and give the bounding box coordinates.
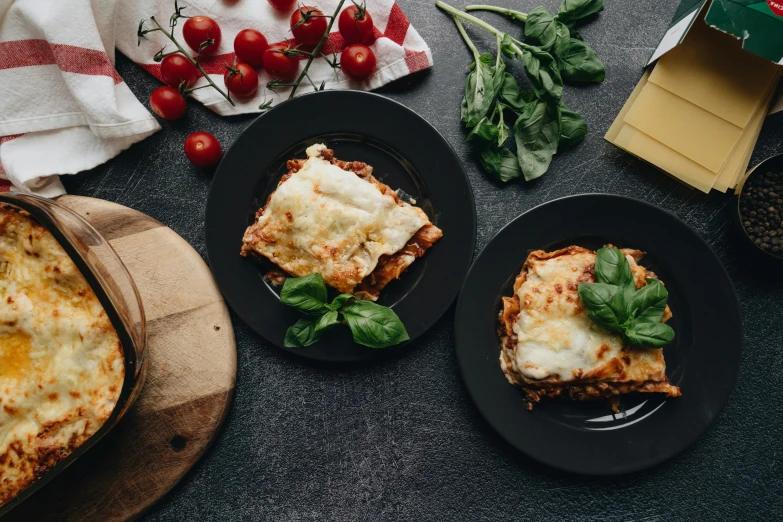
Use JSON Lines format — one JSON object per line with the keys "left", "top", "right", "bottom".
{"left": 281, "top": 273, "right": 409, "bottom": 349}
{"left": 578, "top": 247, "right": 675, "bottom": 348}
{"left": 440, "top": 0, "right": 603, "bottom": 182}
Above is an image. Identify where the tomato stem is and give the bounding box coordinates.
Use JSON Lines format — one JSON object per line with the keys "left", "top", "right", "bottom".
{"left": 146, "top": 15, "right": 235, "bottom": 106}
{"left": 288, "top": 0, "right": 346, "bottom": 98}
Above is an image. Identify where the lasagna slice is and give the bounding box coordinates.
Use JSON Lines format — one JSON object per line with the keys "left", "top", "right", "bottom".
{"left": 499, "top": 246, "right": 681, "bottom": 411}
{"left": 241, "top": 144, "right": 442, "bottom": 300}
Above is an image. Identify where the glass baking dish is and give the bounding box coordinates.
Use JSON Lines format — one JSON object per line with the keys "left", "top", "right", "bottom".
{"left": 0, "top": 193, "right": 147, "bottom": 516}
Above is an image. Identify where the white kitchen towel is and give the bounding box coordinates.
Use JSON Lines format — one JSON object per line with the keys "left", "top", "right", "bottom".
{"left": 0, "top": 0, "right": 161, "bottom": 196}
{"left": 119, "top": 0, "right": 433, "bottom": 115}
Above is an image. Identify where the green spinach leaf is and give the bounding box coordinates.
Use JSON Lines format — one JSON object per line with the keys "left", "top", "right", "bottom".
{"left": 342, "top": 300, "right": 410, "bottom": 348}
{"left": 280, "top": 273, "right": 329, "bottom": 314}
{"left": 513, "top": 100, "right": 560, "bottom": 181}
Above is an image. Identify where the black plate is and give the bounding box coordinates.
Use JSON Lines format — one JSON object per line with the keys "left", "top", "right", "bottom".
{"left": 454, "top": 194, "right": 742, "bottom": 475}
{"left": 206, "top": 91, "right": 476, "bottom": 362}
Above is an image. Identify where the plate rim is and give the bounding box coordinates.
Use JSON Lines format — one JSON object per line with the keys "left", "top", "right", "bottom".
{"left": 454, "top": 192, "right": 743, "bottom": 475}
{"left": 206, "top": 89, "right": 477, "bottom": 362}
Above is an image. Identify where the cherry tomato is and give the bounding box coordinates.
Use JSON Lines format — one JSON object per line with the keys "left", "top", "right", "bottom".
{"left": 183, "top": 16, "right": 222, "bottom": 55}
{"left": 341, "top": 44, "right": 376, "bottom": 81}
{"left": 338, "top": 5, "right": 374, "bottom": 44}
{"left": 234, "top": 29, "right": 268, "bottom": 69}
{"left": 262, "top": 44, "right": 299, "bottom": 79}
{"left": 184, "top": 132, "right": 222, "bottom": 168}
{"left": 267, "top": 0, "right": 296, "bottom": 10}
{"left": 149, "top": 86, "right": 187, "bottom": 120}
{"left": 290, "top": 6, "right": 327, "bottom": 46}
{"left": 160, "top": 54, "right": 200, "bottom": 88}
{"left": 224, "top": 62, "right": 259, "bottom": 97}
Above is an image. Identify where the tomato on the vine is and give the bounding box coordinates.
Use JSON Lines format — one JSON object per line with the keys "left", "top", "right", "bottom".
{"left": 183, "top": 16, "right": 222, "bottom": 55}
{"left": 262, "top": 44, "right": 299, "bottom": 79}
{"left": 234, "top": 29, "right": 268, "bottom": 69}
{"left": 290, "top": 6, "right": 327, "bottom": 46}
{"left": 184, "top": 132, "right": 222, "bottom": 168}
{"left": 267, "top": 0, "right": 296, "bottom": 10}
{"left": 224, "top": 62, "right": 259, "bottom": 97}
{"left": 160, "top": 54, "right": 200, "bottom": 88}
{"left": 149, "top": 86, "right": 187, "bottom": 120}
{"left": 338, "top": 4, "right": 374, "bottom": 44}
{"left": 341, "top": 44, "right": 376, "bottom": 81}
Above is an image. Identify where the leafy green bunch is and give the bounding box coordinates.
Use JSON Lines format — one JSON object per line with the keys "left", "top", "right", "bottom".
{"left": 437, "top": 0, "right": 605, "bottom": 182}
{"left": 281, "top": 273, "right": 409, "bottom": 349}
{"left": 577, "top": 248, "right": 675, "bottom": 347}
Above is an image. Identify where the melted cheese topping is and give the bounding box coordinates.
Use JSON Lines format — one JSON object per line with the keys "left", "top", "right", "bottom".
{"left": 242, "top": 144, "right": 431, "bottom": 294}
{"left": 500, "top": 247, "right": 669, "bottom": 385}
{"left": 0, "top": 206, "right": 124, "bottom": 507}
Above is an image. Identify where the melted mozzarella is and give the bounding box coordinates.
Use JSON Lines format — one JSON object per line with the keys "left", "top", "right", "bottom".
{"left": 0, "top": 206, "right": 124, "bottom": 507}
{"left": 243, "top": 144, "right": 430, "bottom": 293}
{"left": 502, "top": 248, "right": 668, "bottom": 384}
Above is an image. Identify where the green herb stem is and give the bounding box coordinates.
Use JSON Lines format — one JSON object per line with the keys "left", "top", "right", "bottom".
{"left": 435, "top": 2, "right": 534, "bottom": 56}
{"left": 148, "top": 16, "right": 235, "bottom": 106}
{"left": 465, "top": 4, "right": 528, "bottom": 21}
{"left": 453, "top": 17, "right": 481, "bottom": 61}
{"left": 288, "top": 0, "right": 347, "bottom": 99}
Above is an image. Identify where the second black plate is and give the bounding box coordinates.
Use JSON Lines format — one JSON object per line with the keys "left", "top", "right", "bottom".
{"left": 206, "top": 91, "right": 476, "bottom": 362}
{"left": 454, "top": 194, "right": 742, "bottom": 474}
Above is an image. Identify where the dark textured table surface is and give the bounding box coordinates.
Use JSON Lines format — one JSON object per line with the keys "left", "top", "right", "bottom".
{"left": 63, "top": 0, "right": 783, "bottom": 519}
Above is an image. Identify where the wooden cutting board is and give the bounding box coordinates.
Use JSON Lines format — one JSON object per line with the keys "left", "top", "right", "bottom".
{"left": 5, "top": 196, "right": 237, "bottom": 522}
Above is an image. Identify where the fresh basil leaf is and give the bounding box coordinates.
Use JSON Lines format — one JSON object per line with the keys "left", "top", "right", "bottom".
{"left": 593, "top": 247, "right": 634, "bottom": 292}
{"left": 557, "top": 0, "right": 604, "bottom": 27}
{"left": 314, "top": 310, "right": 340, "bottom": 334}
{"left": 461, "top": 56, "right": 495, "bottom": 128}
{"left": 342, "top": 300, "right": 409, "bottom": 348}
{"left": 558, "top": 105, "right": 587, "bottom": 150}
{"left": 627, "top": 278, "right": 668, "bottom": 324}
{"left": 280, "top": 273, "right": 329, "bottom": 314}
{"left": 329, "top": 293, "right": 354, "bottom": 311}
{"left": 513, "top": 100, "right": 560, "bottom": 181}
{"left": 496, "top": 105, "right": 509, "bottom": 146}
{"left": 623, "top": 321, "right": 675, "bottom": 348}
{"left": 578, "top": 282, "right": 623, "bottom": 330}
{"left": 556, "top": 37, "right": 605, "bottom": 83}
{"left": 524, "top": 6, "right": 558, "bottom": 50}
{"left": 284, "top": 316, "right": 321, "bottom": 348}
{"left": 498, "top": 73, "right": 536, "bottom": 112}
{"left": 520, "top": 46, "right": 563, "bottom": 103}
{"left": 500, "top": 33, "right": 518, "bottom": 60}
{"left": 466, "top": 117, "right": 499, "bottom": 143}
{"left": 478, "top": 143, "right": 523, "bottom": 182}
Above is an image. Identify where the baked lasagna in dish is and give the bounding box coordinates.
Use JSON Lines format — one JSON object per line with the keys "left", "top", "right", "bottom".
{"left": 241, "top": 144, "right": 443, "bottom": 300}
{"left": 499, "top": 246, "right": 681, "bottom": 411}
{"left": 0, "top": 204, "right": 124, "bottom": 507}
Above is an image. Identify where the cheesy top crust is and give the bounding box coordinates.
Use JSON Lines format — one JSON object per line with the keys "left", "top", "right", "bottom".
{"left": 241, "top": 144, "right": 433, "bottom": 294}
{"left": 0, "top": 205, "right": 124, "bottom": 507}
{"left": 499, "top": 246, "right": 680, "bottom": 407}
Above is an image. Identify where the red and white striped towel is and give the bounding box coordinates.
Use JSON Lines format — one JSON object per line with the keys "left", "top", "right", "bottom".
{"left": 119, "top": 0, "right": 432, "bottom": 115}
{"left": 0, "top": 0, "right": 432, "bottom": 195}
{"left": 0, "top": 0, "right": 161, "bottom": 196}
